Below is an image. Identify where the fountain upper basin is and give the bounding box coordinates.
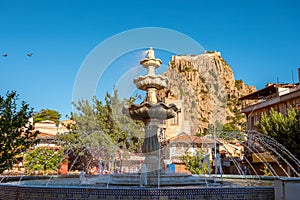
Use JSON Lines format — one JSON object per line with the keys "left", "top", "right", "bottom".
{"left": 122, "top": 102, "right": 178, "bottom": 120}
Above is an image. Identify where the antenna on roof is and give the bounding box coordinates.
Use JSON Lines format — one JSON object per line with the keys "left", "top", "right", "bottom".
{"left": 292, "top": 69, "right": 295, "bottom": 84}
{"left": 276, "top": 76, "right": 279, "bottom": 84}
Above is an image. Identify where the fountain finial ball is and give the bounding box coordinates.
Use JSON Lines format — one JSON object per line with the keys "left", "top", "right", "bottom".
{"left": 147, "top": 47, "right": 155, "bottom": 59}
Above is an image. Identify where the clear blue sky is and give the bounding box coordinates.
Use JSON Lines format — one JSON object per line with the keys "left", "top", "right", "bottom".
{"left": 0, "top": 0, "right": 299, "bottom": 118}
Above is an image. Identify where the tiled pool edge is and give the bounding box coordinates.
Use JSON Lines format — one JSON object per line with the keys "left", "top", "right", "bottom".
{"left": 0, "top": 184, "right": 274, "bottom": 200}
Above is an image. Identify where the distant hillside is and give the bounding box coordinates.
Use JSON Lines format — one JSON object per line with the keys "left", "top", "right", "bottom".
{"left": 158, "top": 51, "right": 256, "bottom": 135}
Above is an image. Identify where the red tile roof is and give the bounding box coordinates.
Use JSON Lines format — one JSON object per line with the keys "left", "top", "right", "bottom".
{"left": 162, "top": 133, "right": 216, "bottom": 145}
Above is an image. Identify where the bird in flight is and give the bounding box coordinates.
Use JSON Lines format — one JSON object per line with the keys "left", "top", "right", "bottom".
{"left": 2, "top": 53, "right": 8, "bottom": 57}
{"left": 27, "top": 53, "right": 33, "bottom": 57}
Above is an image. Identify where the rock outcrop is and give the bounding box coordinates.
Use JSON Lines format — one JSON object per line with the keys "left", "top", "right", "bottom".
{"left": 158, "top": 51, "right": 256, "bottom": 135}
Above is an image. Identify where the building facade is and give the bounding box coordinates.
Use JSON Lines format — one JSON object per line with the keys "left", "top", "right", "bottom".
{"left": 239, "top": 83, "right": 300, "bottom": 130}
{"left": 159, "top": 92, "right": 191, "bottom": 140}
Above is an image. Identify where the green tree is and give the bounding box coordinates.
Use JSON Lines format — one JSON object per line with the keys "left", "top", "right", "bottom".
{"left": 257, "top": 107, "right": 300, "bottom": 160}
{"left": 24, "top": 147, "right": 64, "bottom": 174}
{"left": 33, "top": 109, "right": 61, "bottom": 125}
{"left": 104, "top": 89, "right": 144, "bottom": 151}
{"left": 0, "top": 91, "right": 39, "bottom": 174}
{"left": 58, "top": 88, "right": 143, "bottom": 172}
{"left": 58, "top": 98, "right": 108, "bottom": 171}
{"left": 223, "top": 123, "right": 238, "bottom": 132}
{"left": 181, "top": 150, "right": 211, "bottom": 174}
{"left": 219, "top": 124, "right": 246, "bottom": 141}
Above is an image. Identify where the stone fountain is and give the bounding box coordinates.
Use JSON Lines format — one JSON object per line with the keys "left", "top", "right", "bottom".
{"left": 122, "top": 47, "right": 178, "bottom": 175}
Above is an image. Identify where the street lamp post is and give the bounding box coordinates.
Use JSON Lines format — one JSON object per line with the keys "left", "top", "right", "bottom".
{"left": 214, "top": 124, "right": 217, "bottom": 156}
{"left": 211, "top": 108, "right": 220, "bottom": 156}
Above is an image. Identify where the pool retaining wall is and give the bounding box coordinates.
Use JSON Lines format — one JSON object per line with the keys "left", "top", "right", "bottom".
{"left": 0, "top": 184, "right": 274, "bottom": 200}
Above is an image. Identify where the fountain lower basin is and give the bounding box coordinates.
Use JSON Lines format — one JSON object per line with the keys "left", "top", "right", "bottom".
{"left": 0, "top": 175, "right": 275, "bottom": 200}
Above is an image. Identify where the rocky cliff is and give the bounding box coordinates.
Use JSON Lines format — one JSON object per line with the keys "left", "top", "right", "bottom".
{"left": 158, "top": 51, "right": 256, "bottom": 135}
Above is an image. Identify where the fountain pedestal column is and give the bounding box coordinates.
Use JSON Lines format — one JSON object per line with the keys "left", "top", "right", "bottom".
{"left": 141, "top": 119, "right": 164, "bottom": 173}
{"left": 142, "top": 119, "right": 160, "bottom": 153}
